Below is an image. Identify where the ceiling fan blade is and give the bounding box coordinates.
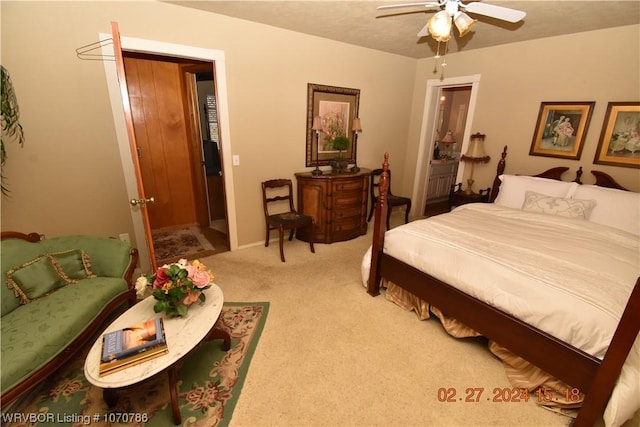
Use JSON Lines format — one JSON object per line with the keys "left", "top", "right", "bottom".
{"left": 463, "top": 2, "right": 526, "bottom": 23}
{"left": 417, "top": 22, "right": 430, "bottom": 37}
{"left": 377, "top": 1, "right": 442, "bottom": 11}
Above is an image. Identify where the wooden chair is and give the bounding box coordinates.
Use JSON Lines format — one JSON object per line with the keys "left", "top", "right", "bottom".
{"left": 367, "top": 168, "right": 412, "bottom": 230}
{"left": 261, "top": 179, "right": 315, "bottom": 262}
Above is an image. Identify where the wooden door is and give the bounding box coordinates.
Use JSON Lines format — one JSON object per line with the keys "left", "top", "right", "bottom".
{"left": 180, "top": 65, "right": 222, "bottom": 229}
{"left": 110, "top": 22, "right": 157, "bottom": 268}
{"left": 124, "top": 55, "right": 198, "bottom": 230}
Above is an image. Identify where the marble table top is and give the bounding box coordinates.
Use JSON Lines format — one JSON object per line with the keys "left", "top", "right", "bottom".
{"left": 84, "top": 284, "right": 224, "bottom": 388}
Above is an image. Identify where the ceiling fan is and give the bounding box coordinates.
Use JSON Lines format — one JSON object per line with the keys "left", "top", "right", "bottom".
{"left": 377, "top": 0, "right": 526, "bottom": 41}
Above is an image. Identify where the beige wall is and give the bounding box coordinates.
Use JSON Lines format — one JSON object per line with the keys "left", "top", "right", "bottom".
{"left": 2, "top": 1, "right": 638, "bottom": 254}
{"left": 404, "top": 24, "right": 640, "bottom": 197}
{"left": 0, "top": 1, "right": 416, "bottom": 250}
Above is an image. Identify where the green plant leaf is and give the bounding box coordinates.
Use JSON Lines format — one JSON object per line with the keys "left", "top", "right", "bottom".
{"left": 176, "top": 304, "right": 188, "bottom": 316}
{"left": 154, "top": 300, "right": 167, "bottom": 313}
{"left": 333, "top": 135, "right": 350, "bottom": 151}
{"left": 1, "top": 65, "right": 25, "bottom": 196}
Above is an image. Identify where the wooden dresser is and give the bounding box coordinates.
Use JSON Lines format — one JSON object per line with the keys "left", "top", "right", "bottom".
{"left": 294, "top": 169, "right": 371, "bottom": 244}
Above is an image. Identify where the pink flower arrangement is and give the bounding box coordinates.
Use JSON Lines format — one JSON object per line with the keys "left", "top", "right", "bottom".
{"left": 136, "top": 259, "right": 213, "bottom": 317}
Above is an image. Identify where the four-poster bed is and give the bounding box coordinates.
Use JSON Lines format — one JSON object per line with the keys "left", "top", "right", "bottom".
{"left": 364, "top": 146, "right": 640, "bottom": 427}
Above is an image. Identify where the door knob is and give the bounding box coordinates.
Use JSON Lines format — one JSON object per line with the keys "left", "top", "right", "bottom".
{"left": 130, "top": 197, "right": 155, "bottom": 206}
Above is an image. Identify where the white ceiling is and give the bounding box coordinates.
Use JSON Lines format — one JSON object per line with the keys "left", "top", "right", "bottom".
{"left": 165, "top": 1, "right": 640, "bottom": 59}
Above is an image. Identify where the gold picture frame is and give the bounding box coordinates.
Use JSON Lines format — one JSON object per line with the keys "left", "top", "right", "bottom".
{"left": 529, "top": 102, "right": 595, "bottom": 160}
{"left": 593, "top": 102, "right": 640, "bottom": 169}
{"left": 305, "top": 83, "right": 360, "bottom": 167}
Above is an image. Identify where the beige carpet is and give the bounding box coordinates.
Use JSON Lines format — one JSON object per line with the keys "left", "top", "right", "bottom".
{"left": 199, "top": 212, "right": 638, "bottom": 427}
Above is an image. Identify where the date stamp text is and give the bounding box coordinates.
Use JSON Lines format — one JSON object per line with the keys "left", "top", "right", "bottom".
{"left": 436, "top": 387, "right": 582, "bottom": 403}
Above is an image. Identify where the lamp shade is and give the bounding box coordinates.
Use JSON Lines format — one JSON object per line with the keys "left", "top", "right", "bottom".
{"left": 312, "top": 116, "right": 322, "bottom": 131}
{"left": 439, "top": 130, "right": 455, "bottom": 144}
{"left": 352, "top": 117, "right": 362, "bottom": 132}
{"left": 461, "top": 133, "right": 490, "bottom": 162}
{"left": 428, "top": 11, "right": 452, "bottom": 42}
{"left": 454, "top": 12, "right": 476, "bottom": 37}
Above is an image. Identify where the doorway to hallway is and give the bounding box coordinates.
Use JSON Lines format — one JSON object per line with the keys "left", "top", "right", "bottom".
{"left": 122, "top": 52, "right": 229, "bottom": 260}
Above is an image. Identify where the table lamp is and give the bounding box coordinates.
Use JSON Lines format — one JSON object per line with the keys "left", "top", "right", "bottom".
{"left": 350, "top": 117, "right": 363, "bottom": 172}
{"left": 311, "top": 116, "right": 323, "bottom": 176}
{"left": 461, "top": 133, "right": 490, "bottom": 195}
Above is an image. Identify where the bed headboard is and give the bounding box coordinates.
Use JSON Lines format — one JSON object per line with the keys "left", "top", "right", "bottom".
{"left": 590, "top": 170, "right": 630, "bottom": 191}
{"left": 489, "top": 146, "right": 579, "bottom": 203}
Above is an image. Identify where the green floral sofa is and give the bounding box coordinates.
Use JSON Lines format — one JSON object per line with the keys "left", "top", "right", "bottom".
{"left": 1, "top": 231, "right": 138, "bottom": 406}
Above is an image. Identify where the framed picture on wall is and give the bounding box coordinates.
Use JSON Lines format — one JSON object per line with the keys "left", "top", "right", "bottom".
{"left": 529, "top": 101, "right": 595, "bottom": 160}
{"left": 305, "top": 83, "right": 360, "bottom": 167}
{"left": 593, "top": 102, "right": 640, "bottom": 169}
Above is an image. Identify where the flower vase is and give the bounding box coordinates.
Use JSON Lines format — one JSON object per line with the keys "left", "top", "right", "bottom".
{"left": 331, "top": 157, "right": 349, "bottom": 174}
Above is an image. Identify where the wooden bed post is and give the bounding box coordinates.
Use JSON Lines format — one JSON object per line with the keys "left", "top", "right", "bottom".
{"left": 574, "top": 166, "right": 583, "bottom": 184}
{"left": 489, "top": 146, "right": 507, "bottom": 203}
{"left": 573, "top": 277, "right": 640, "bottom": 427}
{"left": 367, "top": 152, "right": 390, "bottom": 296}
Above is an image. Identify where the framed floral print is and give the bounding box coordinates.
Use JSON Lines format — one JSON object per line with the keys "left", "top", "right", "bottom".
{"left": 593, "top": 102, "right": 640, "bottom": 169}
{"left": 529, "top": 102, "right": 595, "bottom": 160}
{"left": 305, "top": 83, "right": 360, "bottom": 167}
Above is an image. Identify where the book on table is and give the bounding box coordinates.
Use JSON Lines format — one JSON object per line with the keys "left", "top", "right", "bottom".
{"left": 99, "top": 317, "right": 168, "bottom": 376}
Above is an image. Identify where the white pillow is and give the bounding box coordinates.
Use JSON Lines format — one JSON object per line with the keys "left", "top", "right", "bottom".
{"left": 494, "top": 174, "right": 580, "bottom": 209}
{"left": 522, "top": 191, "right": 596, "bottom": 219}
{"left": 572, "top": 185, "right": 640, "bottom": 235}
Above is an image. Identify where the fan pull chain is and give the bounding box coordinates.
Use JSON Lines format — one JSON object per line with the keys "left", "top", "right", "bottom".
{"left": 433, "top": 41, "right": 443, "bottom": 74}
{"left": 433, "top": 40, "right": 449, "bottom": 77}
{"left": 441, "top": 40, "right": 448, "bottom": 68}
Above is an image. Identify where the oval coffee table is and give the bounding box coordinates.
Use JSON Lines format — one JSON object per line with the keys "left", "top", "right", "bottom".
{"left": 84, "top": 284, "right": 230, "bottom": 424}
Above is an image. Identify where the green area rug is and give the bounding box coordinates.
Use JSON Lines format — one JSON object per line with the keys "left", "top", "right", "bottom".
{"left": 4, "top": 302, "right": 269, "bottom": 427}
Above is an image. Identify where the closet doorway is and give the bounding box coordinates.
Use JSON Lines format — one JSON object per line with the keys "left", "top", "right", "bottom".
{"left": 122, "top": 53, "right": 229, "bottom": 264}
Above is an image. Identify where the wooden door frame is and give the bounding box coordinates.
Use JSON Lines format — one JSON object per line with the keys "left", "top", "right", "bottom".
{"left": 411, "top": 75, "right": 481, "bottom": 218}
{"left": 180, "top": 63, "right": 228, "bottom": 236}
{"left": 99, "top": 32, "right": 237, "bottom": 271}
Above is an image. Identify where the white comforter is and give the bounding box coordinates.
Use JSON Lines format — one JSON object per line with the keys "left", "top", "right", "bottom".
{"left": 361, "top": 203, "right": 640, "bottom": 427}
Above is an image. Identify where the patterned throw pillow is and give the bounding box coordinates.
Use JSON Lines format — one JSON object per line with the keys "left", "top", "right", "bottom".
{"left": 522, "top": 191, "right": 596, "bottom": 219}
{"left": 6, "top": 250, "right": 96, "bottom": 304}
{"left": 6, "top": 256, "right": 67, "bottom": 304}
{"left": 49, "top": 249, "right": 96, "bottom": 283}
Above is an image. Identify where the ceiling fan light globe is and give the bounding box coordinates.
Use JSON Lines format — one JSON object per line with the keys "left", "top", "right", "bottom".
{"left": 454, "top": 12, "right": 476, "bottom": 37}
{"left": 428, "top": 10, "right": 453, "bottom": 40}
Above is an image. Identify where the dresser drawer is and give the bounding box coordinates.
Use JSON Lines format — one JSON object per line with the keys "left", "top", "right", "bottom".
{"left": 332, "top": 216, "right": 361, "bottom": 232}
{"left": 332, "top": 205, "right": 362, "bottom": 221}
{"left": 334, "top": 191, "right": 363, "bottom": 207}
{"left": 332, "top": 180, "right": 364, "bottom": 193}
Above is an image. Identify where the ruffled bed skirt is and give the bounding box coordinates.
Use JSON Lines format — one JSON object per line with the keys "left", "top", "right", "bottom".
{"left": 384, "top": 280, "right": 584, "bottom": 413}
